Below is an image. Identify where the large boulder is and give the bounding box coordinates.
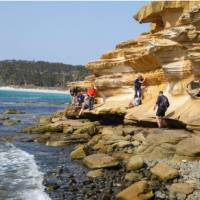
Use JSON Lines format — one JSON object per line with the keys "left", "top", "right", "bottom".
{"left": 83, "top": 153, "right": 119, "bottom": 169}
{"left": 135, "top": 130, "right": 190, "bottom": 160}
{"left": 176, "top": 136, "right": 200, "bottom": 157}
{"left": 150, "top": 163, "right": 179, "bottom": 180}
{"left": 116, "top": 180, "right": 153, "bottom": 200}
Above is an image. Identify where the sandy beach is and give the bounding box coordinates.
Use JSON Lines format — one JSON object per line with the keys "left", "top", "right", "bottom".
{"left": 0, "top": 86, "right": 69, "bottom": 94}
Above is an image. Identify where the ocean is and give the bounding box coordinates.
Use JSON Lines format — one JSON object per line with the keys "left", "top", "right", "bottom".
{"left": 0, "top": 89, "right": 70, "bottom": 200}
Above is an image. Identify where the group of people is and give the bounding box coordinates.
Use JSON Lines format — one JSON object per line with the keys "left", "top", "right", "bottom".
{"left": 70, "top": 74, "right": 170, "bottom": 128}
{"left": 130, "top": 74, "right": 170, "bottom": 128}
{"left": 70, "top": 85, "right": 96, "bottom": 116}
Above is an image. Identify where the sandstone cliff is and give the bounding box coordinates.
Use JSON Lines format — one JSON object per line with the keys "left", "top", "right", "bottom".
{"left": 82, "top": 1, "right": 200, "bottom": 133}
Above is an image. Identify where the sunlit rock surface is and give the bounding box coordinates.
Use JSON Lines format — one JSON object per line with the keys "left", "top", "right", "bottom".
{"left": 81, "top": 1, "right": 200, "bottom": 131}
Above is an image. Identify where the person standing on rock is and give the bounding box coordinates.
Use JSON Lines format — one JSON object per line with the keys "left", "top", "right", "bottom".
{"left": 70, "top": 87, "right": 79, "bottom": 107}
{"left": 154, "top": 91, "right": 170, "bottom": 128}
{"left": 87, "top": 85, "right": 97, "bottom": 110}
{"left": 134, "top": 75, "right": 145, "bottom": 100}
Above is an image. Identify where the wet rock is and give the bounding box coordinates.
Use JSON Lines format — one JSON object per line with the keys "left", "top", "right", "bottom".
{"left": 46, "top": 141, "right": 69, "bottom": 147}
{"left": 4, "top": 109, "right": 25, "bottom": 114}
{"left": 169, "top": 182, "right": 194, "bottom": 195}
{"left": 3, "top": 119, "right": 21, "bottom": 126}
{"left": 83, "top": 153, "right": 119, "bottom": 169}
{"left": 18, "top": 137, "right": 34, "bottom": 143}
{"left": 150, "top": 163, "right": 179, "bottom": 180}
{"left": 70, "top": 145, "right": 86, "bottom": 160}
{"left": 126, "top": 156, "right": 144, "bottom": 171}
{"left": 22, "top": 121, "right": 63, "bottom": 134}
{"left": 44, "top": 177, "right": 60, "bottom": 190}
{"left": 0, "top": 115, "right": 9, "bottom": 120}
{"left": 87, "top": 169, "right": 104, "bottom": 178}
{"left": 125, "top": 172, "right": 143, "bottom": 182}
{"left": 116, "top": 180, "right": 153, "bottom": 200}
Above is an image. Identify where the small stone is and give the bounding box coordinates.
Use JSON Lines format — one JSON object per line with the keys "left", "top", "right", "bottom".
{"left": 150, "top": 163, "right": 179, "bottom": 180}
{"left": 126, "top": 156, "right": 144, "bottom": 171}
{"left": 125, "top": 172, "right": 143, "bottom": 182}
{"left": 87, "top": 169, "right": 104, "bottom": 178}
{"left": 70, "top": 145, "right": 86, "bottom": 160}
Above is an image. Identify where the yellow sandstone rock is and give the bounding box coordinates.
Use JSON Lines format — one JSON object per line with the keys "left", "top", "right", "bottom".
{"left": 75, "top": 1, "right": 200, "bottom": 132}
{"left": 150, "top": 163, "right": 179, "bottom": 180}
{"left": 116, "top": 180, "right": 153, "bottom": 200}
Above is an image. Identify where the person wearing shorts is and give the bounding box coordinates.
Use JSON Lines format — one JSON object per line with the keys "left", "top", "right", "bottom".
{"left": 154, "top": 91, "right": 170, "bottom": 128}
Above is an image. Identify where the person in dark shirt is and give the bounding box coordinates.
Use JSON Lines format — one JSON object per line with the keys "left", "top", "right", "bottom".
{"left": 134, "top": 75, "right": 145, "bottom": 99}
{"left": 154, "top": 91, "right": 170, "bottom": 128}
{"left": 76, "top": 91, "right": 85, "bottom": 107}
{"left": 69, "top": 87, "right": 79, "bottom": 106}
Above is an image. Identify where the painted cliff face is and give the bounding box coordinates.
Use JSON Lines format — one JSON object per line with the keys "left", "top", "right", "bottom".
{"left": 86, "top": 1, "right": 200, "bottom": 98}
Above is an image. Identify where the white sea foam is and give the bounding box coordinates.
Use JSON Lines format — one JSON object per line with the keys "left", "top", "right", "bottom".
{"left": 0, "top": 143, "right": 51, "bottom": 200}
{"left": 0, "top": 86, "right": 69, "bottom": 94}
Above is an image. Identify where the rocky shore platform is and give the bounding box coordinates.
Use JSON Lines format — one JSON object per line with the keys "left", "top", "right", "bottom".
{"left": 20, "top": 106, "right": 200, "bottom": 200}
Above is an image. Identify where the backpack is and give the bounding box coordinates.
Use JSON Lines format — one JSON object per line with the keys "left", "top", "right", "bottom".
{"left": 160, "top": 95, "right": 170, "bottom": 110}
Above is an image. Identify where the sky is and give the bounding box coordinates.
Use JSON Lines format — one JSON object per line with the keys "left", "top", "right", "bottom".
{"left": 0, "top": 1, "right": 150, "bottom": 65}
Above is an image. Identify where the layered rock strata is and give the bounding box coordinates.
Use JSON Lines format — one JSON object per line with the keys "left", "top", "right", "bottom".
{"left": 82, "top": 1, "right": 200, "bottom": 132}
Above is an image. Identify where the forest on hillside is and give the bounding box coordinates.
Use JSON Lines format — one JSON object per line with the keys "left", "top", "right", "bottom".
{"left": 0, "top": 60, "right": 90, "bottom": 87}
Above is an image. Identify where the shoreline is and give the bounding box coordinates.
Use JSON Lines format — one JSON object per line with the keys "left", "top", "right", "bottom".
{"left": 0, "top": 86, "right": 69, "bottom": 94}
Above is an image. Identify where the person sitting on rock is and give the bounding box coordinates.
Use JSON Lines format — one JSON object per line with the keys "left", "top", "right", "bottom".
{"left": 76, "top": 91, "right": 85, "bottom": 107}
{"left": 126, "top": 94, "right": 141, "bottom": 109}
{"left": 154, "top": 91, "right": 170, "bottom": 128}
{"left": 87, "top": 85, "right": 97, "bottom": 111}
{"left": 134, "top": 75, "right": 145, "bottom": 99}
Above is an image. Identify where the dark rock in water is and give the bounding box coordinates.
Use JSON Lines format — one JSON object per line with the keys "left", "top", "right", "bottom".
{"left": 4, "top": 109, "right": 25, "bottom": 114}
{"left": 0, "top": 115, "right": 10, "bottom": 120}
{"left": 18, "top": 136, "right": 34, "bottom": 143}
{"left": 43, "top": 177, "right": 60, "bottom": 190}
{"left": 3, "top": 119, "right": 21, "bottom": 126}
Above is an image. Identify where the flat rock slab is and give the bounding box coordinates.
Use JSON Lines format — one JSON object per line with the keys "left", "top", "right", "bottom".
{"left": 176, "top": 136, "right": 200, "bottom": 157}
{"left": 169, "top": 183, "right": 194, "bottom": 195}
{"left": 116, "top": 180, "right": 153, "bottom": 200}
{"left": 83, "top": 153, "right": 119, "bottom": 169}
{"left": 150, "top": 163, "right": 179, "bottom": 180}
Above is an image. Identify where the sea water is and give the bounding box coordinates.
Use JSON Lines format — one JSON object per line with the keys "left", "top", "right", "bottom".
{"left": 0, "top": 89, "right": 70, "bottom": 200}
